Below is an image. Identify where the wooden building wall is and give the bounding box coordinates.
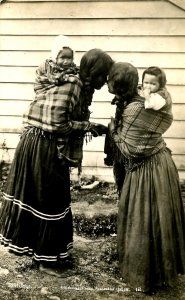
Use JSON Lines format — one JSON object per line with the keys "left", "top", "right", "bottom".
{"left": 0, "top": 0, "right": 185, "bottom": 181}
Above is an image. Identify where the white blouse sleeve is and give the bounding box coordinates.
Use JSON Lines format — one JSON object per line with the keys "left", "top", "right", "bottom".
{"left": 144, "top": 93, "right": 166, "bottom": 110}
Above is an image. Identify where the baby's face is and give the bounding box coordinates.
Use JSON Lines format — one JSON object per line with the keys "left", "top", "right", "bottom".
{"left": 142, "top": 74, "right": 160, "bottom": 93}
{"left": 56, "top": 48, "right": 73, "bottom": 68}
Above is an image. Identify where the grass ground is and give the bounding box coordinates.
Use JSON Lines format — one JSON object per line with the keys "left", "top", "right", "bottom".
{"left": 0, "top": 179, "right": 185, "bottom": 299}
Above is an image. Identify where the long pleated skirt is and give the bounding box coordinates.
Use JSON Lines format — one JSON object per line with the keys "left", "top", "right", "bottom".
{"left": 117, "top": 148, "right": 185, "bottom": 292}
{"left": 0, "top": 128, "right": 73, "bottom": 263}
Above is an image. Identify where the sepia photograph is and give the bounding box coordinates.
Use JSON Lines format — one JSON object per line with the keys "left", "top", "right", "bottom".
{"left": 0, "top": 0, "right": 185, "bottom": 299}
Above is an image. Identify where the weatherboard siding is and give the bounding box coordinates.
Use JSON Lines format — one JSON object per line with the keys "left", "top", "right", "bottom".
{"left": 0, "top": 0, "right": 185, "bottom": 181}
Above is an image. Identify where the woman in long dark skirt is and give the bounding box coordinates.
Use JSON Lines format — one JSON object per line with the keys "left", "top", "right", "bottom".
{"left": 107, "top": 62, "right": 185, "bottom": 292}
{"left": 0, "top": 44, "right": 113, "bottom": 276}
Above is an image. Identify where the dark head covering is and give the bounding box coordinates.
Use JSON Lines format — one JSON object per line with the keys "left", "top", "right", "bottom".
{"left": 80, "top": 48, "right": 114, "bottom": 90}
{"left": 108, "top": 62, "right": 139, "bottom": 102}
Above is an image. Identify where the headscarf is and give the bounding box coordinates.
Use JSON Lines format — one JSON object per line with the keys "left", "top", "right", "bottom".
{"left": 108, "top": 62, "right": 139, "bottom": 102}
{"left": 51, "top": 35, "right": 74, "bottom": 62}
{"left": 106, "top": 62, "right": 139, "bottom": 192}
{"left": 80, "top": 48, "right": 114, "bottom": 89}
{"left": 79, "top": 48, "right": 114, "bottom": 108}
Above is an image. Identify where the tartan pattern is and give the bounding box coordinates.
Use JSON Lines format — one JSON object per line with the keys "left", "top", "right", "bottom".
{"left": 112, "top": 95, "right": 173, "bottom": 158}
{"left": 23, "top": 80, "right": 88, "bottom": 134}
{"left": 157, "top": 87, "right": 172, "bottom": 106}
{"left": 34, "top": 59, "right": 79, "bottom": 93}
{"left": 23, "top": 77, "right": 90, "bottom": 166}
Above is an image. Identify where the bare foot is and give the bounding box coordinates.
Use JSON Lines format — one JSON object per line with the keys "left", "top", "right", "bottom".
{"left": 39, "top": 263, "right": 74, "bottom": 277}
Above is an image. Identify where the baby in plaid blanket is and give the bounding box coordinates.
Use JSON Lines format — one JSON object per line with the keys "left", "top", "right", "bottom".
{"left": 34, "top": 35, "right": 82, "bottom": 164}
{"left": 32, "top": 35, "right": 108, "bottom": 168}
{"left": 34, "top": 35, "right": 79, "bottom": 94}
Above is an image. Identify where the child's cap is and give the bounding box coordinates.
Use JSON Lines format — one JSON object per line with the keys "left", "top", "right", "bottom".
{"left": 51, "top": 35, "right": 74, "bottom": 61}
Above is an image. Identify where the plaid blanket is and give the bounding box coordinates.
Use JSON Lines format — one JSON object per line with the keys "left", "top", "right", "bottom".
{"left": 111, "top": 94, "right": 173, "bottom": 160}
{"left": 23, "top": 77, "right": 90, "bottom": 169}
{"left": 34, "top": 59, "right": 79, "bottom": 93}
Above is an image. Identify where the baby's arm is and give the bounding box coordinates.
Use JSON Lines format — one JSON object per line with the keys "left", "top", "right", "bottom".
{"left": 142, "top": 89, "right": 166, "bottom": 110}
{"left": 58, "top": 74, "right": 79, "bottom": 84}
{"left": 58, "top": 65, "right": 79, "bottom": 84}
{"left": 35, "top": 60, "right": 59, "bottom": 85}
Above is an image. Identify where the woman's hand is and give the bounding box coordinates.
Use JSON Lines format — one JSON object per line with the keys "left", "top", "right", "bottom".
{"left": 108, "top": 117, "right": 116, "bottom": 134}
{"left": 89, "top": 123, "right": 108, "bottom": 136}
